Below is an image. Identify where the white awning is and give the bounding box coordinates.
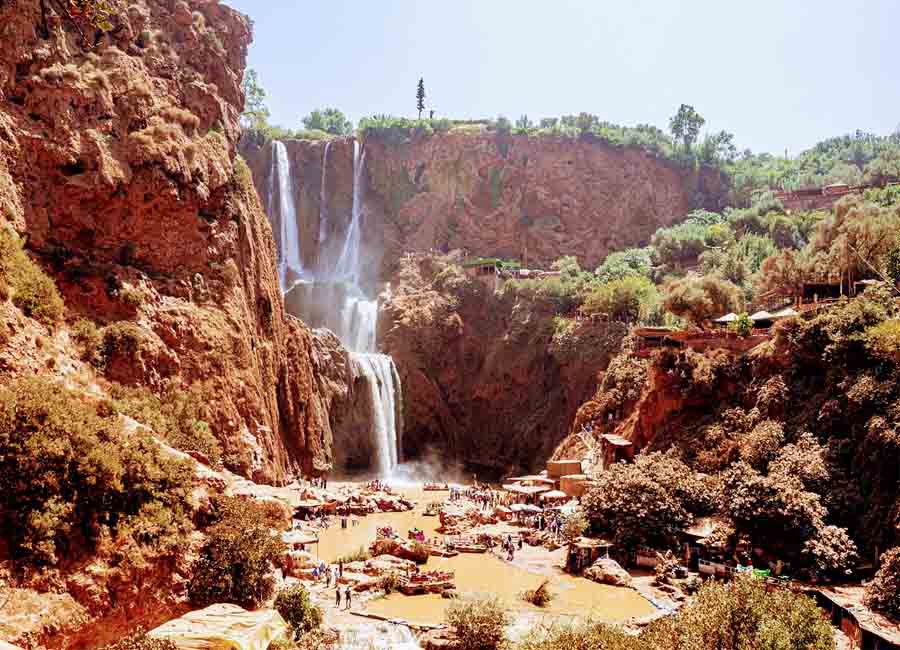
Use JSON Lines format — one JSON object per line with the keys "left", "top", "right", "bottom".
{"left": 714, "top": 312, "right": 738, "bottom": 323}
{"left": 770, "top": 307, "right": 799, "bottom": 319}
{"left": 749, "top": 310, "right": 773, "bottom": 321}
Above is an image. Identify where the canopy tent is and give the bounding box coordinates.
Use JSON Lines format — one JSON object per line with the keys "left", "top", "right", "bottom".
{"left": 749, "top": 310, "right": 773, "bottom": 322}
{"left": 282, "top": 530, "right": 319, "bottom": 547}
{"left": 505, "top": 475, "right": 556, "bottom": 485}
{"left": 510, "top": 503, "right": 543, "bottom": 513}
{"left": 149, "top": 604, "right": 288, "bottom": 650}
{"left": 714, "top": 312, "right": 738, "bottom": 323}
{"left": 502, "top": 484, "right": 551, "bottom": 495}
{"left": 770, "top": 306, "right": 799, "bottom": 319}
{"left": 540, "top": 490, "right": 568, "bottom": 501}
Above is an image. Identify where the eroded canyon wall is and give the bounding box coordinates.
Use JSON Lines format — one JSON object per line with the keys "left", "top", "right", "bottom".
{"left": 0, "top": 0, "right": 344, "bottom": 482}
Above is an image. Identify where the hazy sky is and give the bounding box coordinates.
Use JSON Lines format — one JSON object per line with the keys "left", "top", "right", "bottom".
{"left": 225, "top": 0, "right": 899, "bottom": 156}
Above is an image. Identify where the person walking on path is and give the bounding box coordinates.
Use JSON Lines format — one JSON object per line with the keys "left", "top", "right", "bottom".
{"left": 344, "top": 586, "right": 352, "bottom": 610}
{"left": 339, "top": 560, "right": 343, "bottom": 577}
{"left": 335, "top": 585, "right": 341, "bottom": 608}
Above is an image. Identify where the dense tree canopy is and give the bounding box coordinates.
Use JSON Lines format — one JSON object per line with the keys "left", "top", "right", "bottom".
{"left": 301, "top": 108, "right": 353, "bottom": 136}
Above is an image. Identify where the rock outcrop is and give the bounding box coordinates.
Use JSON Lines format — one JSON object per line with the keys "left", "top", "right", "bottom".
{"left": 0, "top": 0, "right": 346, "bottom": 482}
{"left": 584, "top": 558, "right": 633, "bottom": 587}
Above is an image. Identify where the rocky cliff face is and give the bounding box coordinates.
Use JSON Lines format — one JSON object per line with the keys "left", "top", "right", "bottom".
{"left": 0, "top": 0, "right": 343, "bottom": 482}
{"left": 241, "top": 131, "right": 728, "bottom": 277}
{"left": 379, "top": 255, "right": 626, "bottom": 477}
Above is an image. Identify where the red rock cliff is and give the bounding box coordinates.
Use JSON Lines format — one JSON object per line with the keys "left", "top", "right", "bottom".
{"left": 0, "top": 0, "right": 344, "bottom": 482}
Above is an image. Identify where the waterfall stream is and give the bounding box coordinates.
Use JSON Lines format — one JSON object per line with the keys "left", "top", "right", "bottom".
{"left": 336, "top": 622, "right": 421, "bottom": 649}
{"left": 270, "top": 141, "right": 304, "bottom": 287}
{"left": 268, "top": 139, "right": 403, "bottom": 476}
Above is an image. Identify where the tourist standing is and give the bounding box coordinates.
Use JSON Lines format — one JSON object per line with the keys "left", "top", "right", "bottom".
{"left": 335, "top": 585, "right": 341, "bottom": 607}
{"left": 345, "top": 587, "right": 352, "bottom": 610}
{"left": 339, "top": 559, "right": 343, "bottom": 577}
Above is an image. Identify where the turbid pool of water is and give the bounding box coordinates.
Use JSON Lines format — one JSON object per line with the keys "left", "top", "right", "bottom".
{"left": 315, "top": 485, "right": 656, "bottom": 626}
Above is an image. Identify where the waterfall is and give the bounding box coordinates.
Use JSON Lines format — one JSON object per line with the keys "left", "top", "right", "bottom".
{"left": 271, "top": 141, "right": 304, "bottom": 288}
{"left": 334, "top": 140, "right": 365, "bottom": 284}
{"left": 337, "top": 622, "right": 421, "bottom": 650}
{"left": 271, "top": 137, "right": 403, "bottom": 476}
{"left": 318, "top": 140, "right": 331, "bottom": 245}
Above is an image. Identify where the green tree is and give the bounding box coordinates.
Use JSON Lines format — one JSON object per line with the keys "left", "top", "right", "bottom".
{"left": 240, "top": 69, "right": 270, "bottom": 131}
{"left": 669, "top": 104, "right": 705, "bottom": 152}
{"left": 729, "top": 313, "right": 753, "bottom": 338}
{"left": 865, "top": 547, "right": 900, "bottom": 618}
{"left": 274, "top": 584, "right": 323, "bottom": 640}
{"left": 189, "top": 497, "right": 287, "bottom": 608}
{"left": 582, "top": 452, "right": 711, "bottom": 549}
{"left": 515, "top": 115, "right": 532, "bottom": 132}
{"left": 663, "top": 274, "right": 744, "bottom": 325}
{"left": 416, "top": 78, "right": 426, "bottom": 119}
{"left": 595, "top": 248, "right": 652, "bottom": 282}
{"left": 885, "top": 243, "right": 900, "bottom": 285}
{"left": 581, "top": 275, "right": 658, "bottom": 323}
{"left": 301, "top": 108, "right": 352, "bottom": 136}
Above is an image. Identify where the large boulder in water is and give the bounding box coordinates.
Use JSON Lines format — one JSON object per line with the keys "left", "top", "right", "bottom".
{"left": 584, "top": 558, "right": 633, "bottom": 587}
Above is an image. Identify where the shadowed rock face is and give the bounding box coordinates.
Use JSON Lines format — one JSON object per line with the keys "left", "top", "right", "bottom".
{"left": 376, "top": 256, "right": 627, "bottom": 478}
{"left": 0, "top": 0, "right": 346, "bottom": 483}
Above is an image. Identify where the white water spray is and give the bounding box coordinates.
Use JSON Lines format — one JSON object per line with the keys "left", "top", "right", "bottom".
{"left": 336, "top": 622, "right": 421, "bottom": 650}
{"left": 271, "top": 141, "right": 304, "bottom": 288}
{"left": 318, "top": 140, "right": 331, "bottom": 246}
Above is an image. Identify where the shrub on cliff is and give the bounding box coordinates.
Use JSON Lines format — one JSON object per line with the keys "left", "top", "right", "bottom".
{"left": 0, "top": 377, "right": 194, "bottom": 565}
{"left": 0, "top": 228, "right": 64, "bottom": 326}
{"left": 72, "top": 318, "right": 104, "bottom": 366}
{"left": 275, "top": 584, "right": 323, "bottom": 640}
{"left": 445, "top": 597, "right": 509, "bottom": 650}
{"left": 101, "top": 628, "right": 177, "bottom": 650}
{"left": 189, "top": 496, "right": 287, "bottom": 608}
{"left": 580, "top": 275, "right": 658, "bottom": 323}
{"left": 865, "top": 547, "right": 900, "bottom": 618}
{"left": 111, "top": 382, "right": 222, "bottom": 468}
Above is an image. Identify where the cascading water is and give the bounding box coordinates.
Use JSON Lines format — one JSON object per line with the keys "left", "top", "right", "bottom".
{"left": 318, "top": 140, "right": 331, "bottom": 246}
{"left": 271, "top": 138, "right": 403, "bottom": 476}
{"left": 336, "top": 622, "right": 421, "bottom": 650}
{"left": 270, "top": 141, "right": 304, "bottom": 288}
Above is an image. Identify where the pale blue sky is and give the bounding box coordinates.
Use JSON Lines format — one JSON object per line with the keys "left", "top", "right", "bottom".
{"left": 225, "top": 0, "right": 899, "bottom": 156}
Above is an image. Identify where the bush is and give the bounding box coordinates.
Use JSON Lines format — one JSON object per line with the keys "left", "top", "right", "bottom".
{"left": 189, "top": 495, "right": 287, "bottom": 608}
{"left": 517, "top": 621, "right": 640, "bottom": 650}
{"left": 380, "top": 573, "right": 401, "bottom": 594}
{"left": 522, "top": 579, "right": 553, "bottom": 607}
{"left": 336, "top": 546, "right": 370, "bottom": 564}
{"left": 100, "top": 628, "right": 177, "bottom": 650}
{"left": 445, "top": 597, "right": 509, "bottom": 650}
{"left": 865, "top": 547, "right": 900, "bottom": 618}
{"left": 0, "top": 377, "right": 194, "bottom": 565}
{"left": 111, "top": 382, "right": 222, "bottom": 468}
{"left": 643, "top": 576, "right": 833, "bottom": 650}
{"left": 72, "top": 318, "right": 103, "bottom": 366}
{"left": 275, "top": 584, "right": 323, "bottom": 640}
{"left": 580, "top": 275, "right": 658, "bottom": 323}
{"left": 728, "top": 312, "right": 753, "bottom": 337}
{"left": 662, "top": 274, "right": 744, "bottom": 325}
{"left": 0, "top": 227, "right": 64, "bottom": 326}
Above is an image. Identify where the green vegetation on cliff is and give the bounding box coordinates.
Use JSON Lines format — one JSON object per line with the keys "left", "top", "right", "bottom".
{"left": 0, "top": 377, "right": 194, "bottom": 566}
